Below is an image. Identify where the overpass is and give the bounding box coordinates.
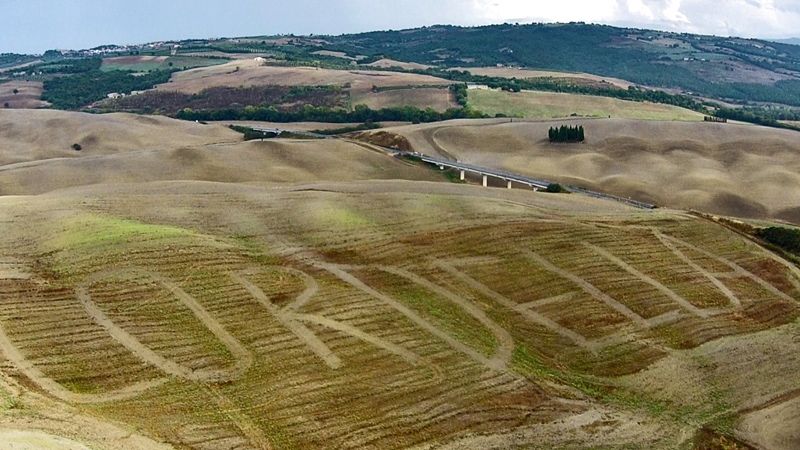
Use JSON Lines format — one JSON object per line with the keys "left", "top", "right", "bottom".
{"left": 415, "top": 153, "right": 551, "bottom": 190}
{"left": 398, "top": 150, "right": 655, "bottom": 210}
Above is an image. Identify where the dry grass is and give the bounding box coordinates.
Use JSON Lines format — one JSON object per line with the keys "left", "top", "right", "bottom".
{"left": 0, "top": 81, "right": 48, "bottom": 109}
{"left": 351, "top": 87, "right": 455, "bottom": 112}
{"left": 159, "top": 60, "right": 450, "bottom": 95}
{"left": 387, "top": 118, "right": 800, "bottom": 223}
{"left": 0, "top": 110, "right": 798, "bottom": 449}
{"left": 456, "top": 67, "right": 633, "bottom": 89}
{"left": 0, "top": 176, "right": 798, "bottom": 449}
{"left": 0, "top": 109, "right": 239, "bottom": 167}
{"left": 367, "top": 59, "right": 432, "bottom": 71}
{"left": 468, "top": 89, "right": 705, "bottom": 121}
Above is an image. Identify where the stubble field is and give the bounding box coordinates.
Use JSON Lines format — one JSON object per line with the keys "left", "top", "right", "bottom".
{"left": 0, "top": 110, "right": 798, "bottom": 450}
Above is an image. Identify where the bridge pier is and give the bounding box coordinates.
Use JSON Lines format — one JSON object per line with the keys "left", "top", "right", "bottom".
{"left": 507, "top": 180, "right": 512, "bottom": 189}
{"left": 482, "top": 175, "right": 488, "bottom": 187}
{"left": 439, "top": 165, "right": 445, "bottom": 170}
{"left": 460, "top": 170, "right": 465, "bottom": 181}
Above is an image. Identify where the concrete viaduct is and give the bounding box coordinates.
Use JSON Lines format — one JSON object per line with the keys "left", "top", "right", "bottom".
{"left": 415, "top": 154, "right": 551, "bottom": 191}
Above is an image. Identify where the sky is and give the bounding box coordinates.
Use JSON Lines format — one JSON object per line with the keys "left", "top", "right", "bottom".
{"left": 2, "top": 0, "right": 799, "bottom": 54}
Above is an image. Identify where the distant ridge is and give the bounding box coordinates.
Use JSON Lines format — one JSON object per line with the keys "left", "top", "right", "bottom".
{"left": 772, "top": 38, "right": 800, "bottom": 46}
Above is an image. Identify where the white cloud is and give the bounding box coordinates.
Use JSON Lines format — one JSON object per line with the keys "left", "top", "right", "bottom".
{"left": 471, "top": 0, "right": 619, "bottom": 24}
{"left": 469, "top": 0, "right": 798, "bottom": 38}
{"left": 626, "top": 0, "right": 656, "bottom": 20}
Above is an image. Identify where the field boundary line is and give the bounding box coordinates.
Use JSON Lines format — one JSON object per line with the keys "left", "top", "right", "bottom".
{"left": 295, "top": 314, "right": 420, "bottom": 364}
{"left": 653, "top": 230, "right": 742, "bottom": 308}
{"left": 659, "top": 234, "right": 796, "bottom": 304}
{"left": 377, "top": 265, "right": 515, "bottom": 370}
{"left": 230, "top": 269, "right": 342, "bottom": 369}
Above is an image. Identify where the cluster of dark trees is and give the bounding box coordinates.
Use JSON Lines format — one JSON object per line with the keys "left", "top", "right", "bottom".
{"left": 228, "top": 125, "right": 278, "bottom": 141}
{"left": 450, "top": 83, "right": 468, "bottom": 106}
{"left": 42, "top": 68, "right": 174, "bottom": 110}
{"left": 704, "top": 116, "right": 727, "bottom": 123}
{"left": 177, "top": 103, "right": 488, "bottom": 123}
{"left": 311, "top": 121, "right": 381, "bottom": 135}
{"left": 549, "top": 125, "right": 585, "bottom": 143}
{"left": 756, "top": 227, "right": 800, "bottom": 255}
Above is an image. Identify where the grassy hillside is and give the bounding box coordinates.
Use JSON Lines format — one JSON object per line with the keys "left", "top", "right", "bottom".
{"left": 467, "top": 89, "right": 705, "bottom": 121}
{"left": 0, "top": 179, "right": 797, "bottom": 449}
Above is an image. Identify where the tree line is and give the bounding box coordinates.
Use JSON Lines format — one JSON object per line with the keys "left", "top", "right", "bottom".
{"left": 756, "top": 227, "right": 800, "bottom": 256}
{"left": 176, "top": 103, "right": 489, "bottom": 123}
{"left": 713, "top": 107, "right": 800, "bottom": 131}
{"left": 549, "top": 125, "right": 585, "bottom": 143}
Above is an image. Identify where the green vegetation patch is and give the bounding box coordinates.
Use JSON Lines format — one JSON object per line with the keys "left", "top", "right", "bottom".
{"left": 53, "top": 214, "right": 194, "bottom": 251}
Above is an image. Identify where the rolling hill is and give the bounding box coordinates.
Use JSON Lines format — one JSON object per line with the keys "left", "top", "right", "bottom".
{"left": 385, "top": 118, "right": 800, "bottom": 223}
{"left": 2, "top": 22, "right": 800, "bottom": 450}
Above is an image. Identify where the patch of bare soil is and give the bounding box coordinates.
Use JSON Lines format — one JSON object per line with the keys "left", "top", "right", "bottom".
{"left": 738, "top": 392, "right": 800, "bottom": 450}
{"left": 349, "top": 130, "right": 414, "bottom": 151}
{"left": 0, "top": 430, "right": 91, "bottom": 450}
{"left": 352, "top": 87, "right": 455, "bottom": 112}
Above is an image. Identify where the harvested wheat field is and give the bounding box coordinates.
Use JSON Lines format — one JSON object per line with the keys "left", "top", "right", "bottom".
{"left": 352, "top": 88, "right": 455, "bottom": 112}
{"left": 0, "top": 109, "right": 240, "bottom": 166}
{"left": 388, "top": 118, "right": 800, "bottom": 223}
{"left": 0, "top": 81, "right": 48, "bottom": 109}
{"left": 0, "top": 176, "right": 798, "bottom": 449}
{"left": 367, "top": 59, "right": 433, "bottom": 71}
{"left": 158, "top": 60, "right": 450, "bottom": 95}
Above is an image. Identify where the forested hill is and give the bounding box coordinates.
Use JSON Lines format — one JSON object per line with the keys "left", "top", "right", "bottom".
{"left": 321, "top": 23, "right": 800, "bottom": 106}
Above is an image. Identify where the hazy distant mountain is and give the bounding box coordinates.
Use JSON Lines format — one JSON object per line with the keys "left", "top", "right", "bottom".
{"left": 771, "top": 38, "right": 800, "bottom": 46}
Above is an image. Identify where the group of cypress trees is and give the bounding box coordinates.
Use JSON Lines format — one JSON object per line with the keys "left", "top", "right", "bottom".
{"left": 548, "top": 125, "right": 585, "bottom": 143}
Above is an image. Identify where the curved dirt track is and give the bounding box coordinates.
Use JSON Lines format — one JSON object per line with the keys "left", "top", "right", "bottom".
{"left": 319, "top": 263, "right": 496, "bottom": 369}
{"left": 0, "top": 317, "right": 169, "bottom": 404}
{"left": 436, "top": 259, "right": 591, "bottom": 349}
{"left": 77, "top": 269, "right": 254, "bottom": 383}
